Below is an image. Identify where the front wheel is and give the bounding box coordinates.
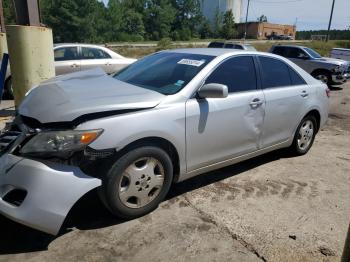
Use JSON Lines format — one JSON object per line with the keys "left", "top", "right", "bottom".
{"left": 100, "top": 146, "right": 173, "bottom": 219}
{"left": 312, "top": 72, "right": 331, "bottom": 86}
{"left": 290, "top": 115, "right": 317, "bottom": 155}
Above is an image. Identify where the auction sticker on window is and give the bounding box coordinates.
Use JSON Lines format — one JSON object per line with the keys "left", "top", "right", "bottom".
{"left": 177, "top": 59, "right": 205, "bottom": 67}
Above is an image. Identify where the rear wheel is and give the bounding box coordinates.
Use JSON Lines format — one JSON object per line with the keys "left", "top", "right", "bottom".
{"left": 100, "top": 146, "right": 173, "bottom": 219}
{"left": 290, "top": 115, "right": 317, "bottom": 155}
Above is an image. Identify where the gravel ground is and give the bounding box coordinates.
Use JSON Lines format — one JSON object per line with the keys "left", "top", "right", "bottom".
{"left": 0, "top": 83, "right": 349, "bottom": 262}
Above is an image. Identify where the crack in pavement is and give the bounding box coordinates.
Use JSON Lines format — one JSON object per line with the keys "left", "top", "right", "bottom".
{"left": 183, "top": 195, "right": 267, "bottom": 262}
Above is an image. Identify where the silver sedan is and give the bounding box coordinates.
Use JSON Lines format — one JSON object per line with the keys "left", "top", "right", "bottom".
{"left": 0, "top": 49, "right": 329, "bottom": 234}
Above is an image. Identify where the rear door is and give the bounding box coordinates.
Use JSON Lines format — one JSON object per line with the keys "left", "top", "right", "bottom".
{"left": 186, "top": 55, "right": 265, "bottom": 172}
{"left": 54, "top": 46, "right": 81, "bottom": 75}
{"left": 258, "top": 55, "right": 309, "bottom": 147}
{"left": 80, "top": 47, "right": 114, "bottom": 74}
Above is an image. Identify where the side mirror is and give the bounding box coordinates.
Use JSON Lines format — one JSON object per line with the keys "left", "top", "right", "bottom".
{"left": 197, "top": 83, "right": 228, "bottom": 99}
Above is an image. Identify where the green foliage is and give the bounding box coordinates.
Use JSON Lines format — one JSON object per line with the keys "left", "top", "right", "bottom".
{"left": 3, "top": 0, "right": 16, "bottom": 24}
{"left": 257, "top": 15, "right": 268, "bottom": 23}
{"left": 221, "top": 10, "right": 235, "bottom": 40}
{"left": 213, "top": 8, "right": 223, "bottom": 38}
{"left": 4, "top": 0, "right": 241, "bottom": 43}
{"left": 156, "top": 37, "right": 172, "bottom": 51}
{"left": 296, "top": 30, "right": 350, "bottom": 41}
{"left": 144, "top": 0, "right": 176, "bottom": 40}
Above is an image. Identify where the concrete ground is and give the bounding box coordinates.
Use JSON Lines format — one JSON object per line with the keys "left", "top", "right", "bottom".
{"left": 0, "top": 83, "right": 350, "bottom": 262}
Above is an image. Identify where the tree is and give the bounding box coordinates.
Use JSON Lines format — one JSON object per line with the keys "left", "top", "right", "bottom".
{"left": 3, "top": 0, "right": 16, "bottom": 24}
{"left": 222, "top": 10, "right": 235, "bottom": 40}
{"left": 171, "top": 0, "right": 203, "bottom": 40}
{"left": 213, "top": 8, "right": 223, "bottom": 38}
{"left": 120, "top": 9, "right": 145, "bottom": 39}
{"left": 199, "top": 19, "right": 212, "bottom": 39}
{"left": 257, "top": 15, "right": 268, "bottom": 23}
{"left": 144, "top": 0, "right": 176, "bottom": 40}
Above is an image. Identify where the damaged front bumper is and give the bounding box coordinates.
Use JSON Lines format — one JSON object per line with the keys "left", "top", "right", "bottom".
{"left": 0, "top": 153, "right": 101, "bottom": 235}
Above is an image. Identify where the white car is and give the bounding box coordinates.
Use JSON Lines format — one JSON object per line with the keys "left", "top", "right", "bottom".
{"left": 2, "top": 43, "right": 137, "bottom": 99}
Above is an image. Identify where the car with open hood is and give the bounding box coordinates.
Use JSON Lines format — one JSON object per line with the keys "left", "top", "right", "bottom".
{"left": 0, "top": 48, "right": 329, "bottom": 235}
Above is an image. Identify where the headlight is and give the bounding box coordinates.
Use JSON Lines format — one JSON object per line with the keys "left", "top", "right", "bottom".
{"left": 332, "top": 65, "right": 341, "bottom": 73}
{"left": 20, "top": 129, "right": 103, "bottom": 156}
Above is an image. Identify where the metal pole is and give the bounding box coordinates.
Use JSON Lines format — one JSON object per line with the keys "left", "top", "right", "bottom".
{"left": 326, "top": 0, "right": 335, "bottom": 42}
{"left": 244, "top": 0, "right": 251, "bottom": 40}
{"left": 0, "top": 0, "right": 5, "bottom": 32}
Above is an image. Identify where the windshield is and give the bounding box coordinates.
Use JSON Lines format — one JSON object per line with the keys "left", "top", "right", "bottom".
{"left": 114, "top": 52, "right": 214, "bottom": 95}
{"left": 304, "top": 47, "right": 322, "bottom": 58}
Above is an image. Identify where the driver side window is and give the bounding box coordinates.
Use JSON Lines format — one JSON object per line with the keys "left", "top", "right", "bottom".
{"left": 205, "top": 56, "right": 257, "bottom": 93}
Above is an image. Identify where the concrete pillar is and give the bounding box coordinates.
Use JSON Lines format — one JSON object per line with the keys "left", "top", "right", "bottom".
{"left": 6, "top": 25, "right": 55, "bottom": 106}
{"left": 0, "top": 32, "right": 7, "bottom": 58}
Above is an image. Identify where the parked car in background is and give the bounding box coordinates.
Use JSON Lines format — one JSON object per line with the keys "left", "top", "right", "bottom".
{"left": 208, "top": 41, "right": 257, "bottom": 51}
{"left": 270, "top": 45, "right": 350, "bottom": 86}
{"left": 330, "top": 48, "right": 350, "bottom": 62}
{"left": 0, "top": 48, "right": 329, "bottom": 234}
{"left": 266, "top": 33, "right": 294, "bottom": 41}
{"left": 2, "top": 43, "right": 136, "bottom": 99}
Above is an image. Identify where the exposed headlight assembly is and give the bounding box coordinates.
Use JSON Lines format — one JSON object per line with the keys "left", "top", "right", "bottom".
{"left": 20, "top": 129, "right": 103, "bottom": 157}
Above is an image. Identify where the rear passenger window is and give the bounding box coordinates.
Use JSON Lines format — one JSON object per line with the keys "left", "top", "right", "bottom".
{"left": 288, "top": 67, "right": 306, "bottom": 85}
{"left": 205, "top": 56, "right": 257, "bottom": 93}
{"left": 259, "top": 56, "right": 291, "bottom": 88}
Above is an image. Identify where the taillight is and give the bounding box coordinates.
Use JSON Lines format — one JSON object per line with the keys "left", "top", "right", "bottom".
{"left": 326, "top": 88, "right": 330, "bottom": 98}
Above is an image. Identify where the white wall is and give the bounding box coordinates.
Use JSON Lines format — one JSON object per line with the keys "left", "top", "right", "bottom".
{"left": 201, "top": 0, "right": 242, "bottom": 25}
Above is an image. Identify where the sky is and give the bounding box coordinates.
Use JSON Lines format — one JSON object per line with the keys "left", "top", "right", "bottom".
{"left": 101, "top": 0, "right": 350, "bottom": 31}
{"left": 241, "top": 0, "right": 350, "bottom": 31}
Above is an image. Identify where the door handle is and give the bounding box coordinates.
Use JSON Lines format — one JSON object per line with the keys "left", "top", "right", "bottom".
{"left": 301, "top": 90, "right": 309, "bottom": 98}
{"left": 70, "top": 63, "right": 78, "bottom": 68}
{"left": 250, "top": 98, "right": 263, "bottom": 108}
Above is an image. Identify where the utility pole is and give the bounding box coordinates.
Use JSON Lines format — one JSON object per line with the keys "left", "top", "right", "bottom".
{"left": 243, "top": 0, "right": 251, "bottom": 41}
{"left": 326, "top": 0, "right": 335, "bottom": 42}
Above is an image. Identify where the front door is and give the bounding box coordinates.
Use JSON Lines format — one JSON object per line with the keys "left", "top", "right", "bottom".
{"left": 186, "top": 56, "right": 265, "bottom": 172}
{"left": 54, "top": 46, "right": 81, "bottom": 76}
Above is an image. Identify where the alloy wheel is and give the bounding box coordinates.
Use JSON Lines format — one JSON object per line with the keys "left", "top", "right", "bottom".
{"left": 297, "top": 120, "right": 314, "bottom": 151}
{"left": 118, "top": 157, "right": 165, "bottom": 208}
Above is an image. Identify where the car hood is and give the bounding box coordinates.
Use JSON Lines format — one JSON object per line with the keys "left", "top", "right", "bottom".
{"left": 316, "top": 57, "right": 349, "bottom": 66}
{"left": 18, "top": 68, "right": 165, "bottom": 124}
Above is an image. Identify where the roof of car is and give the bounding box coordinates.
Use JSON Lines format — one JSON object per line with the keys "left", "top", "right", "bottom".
{"left": 54, "top": 43, "right": 104, "bottom": 48}
{"left": 162, "top": 48, "right": 251, "bottom": 57}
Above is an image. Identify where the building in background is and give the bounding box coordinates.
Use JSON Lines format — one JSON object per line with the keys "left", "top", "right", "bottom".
{"left": 236, "top": 22, "right": 296, "bottom": 39}
{"left": 201, "top": 0, "right": 242, "bottom": 25}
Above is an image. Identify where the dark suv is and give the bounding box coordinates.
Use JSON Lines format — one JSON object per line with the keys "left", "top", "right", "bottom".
{"left": 270, "top": 45, "right": 350, "bottom": 86}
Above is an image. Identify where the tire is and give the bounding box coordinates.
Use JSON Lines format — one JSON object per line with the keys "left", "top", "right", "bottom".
{"left": 99, "top": 146, "right": 173, "bottom": 219}
{"left": 312, "top": 71, "right": 331, "bottom": 86}
{"left": 290, "top": 115, "right": 317, "bottom": 155}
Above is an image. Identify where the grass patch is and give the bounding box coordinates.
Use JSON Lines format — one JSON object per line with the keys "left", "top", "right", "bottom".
{"left": 110, "top": 40, "right": 350, "bottom": 59}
